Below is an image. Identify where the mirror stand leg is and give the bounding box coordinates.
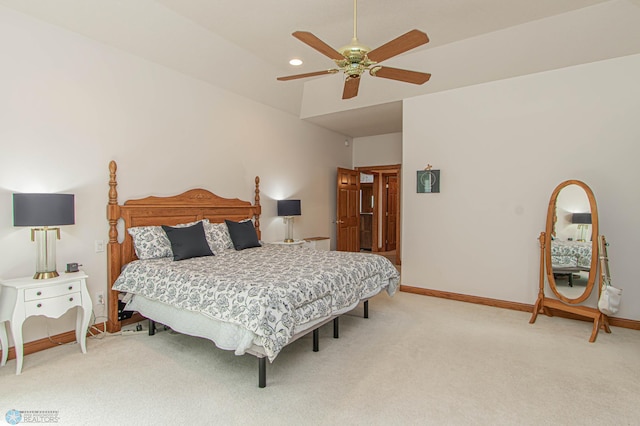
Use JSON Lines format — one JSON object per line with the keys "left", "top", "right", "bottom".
{"left": 601, "top": 314, "right": 612, "bottom": 334}
{"left": 590, "top": 313, "right": 613, "bottom": 342}
{"left": 589, "top": 317, "right": 601, "bottom": 343}
{"left": 529, "top": 295, "right": 544, "bottom": 324}
{"left": 530, "top": 231, "right": 547, "bottom": 325}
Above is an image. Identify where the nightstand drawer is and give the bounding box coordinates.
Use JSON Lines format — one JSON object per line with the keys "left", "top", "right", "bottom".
{"left": 24, "top": 280, "right": 81, "bottom": 301}
{"left": 24, "top": 292, "right": 82, "bottom": 318}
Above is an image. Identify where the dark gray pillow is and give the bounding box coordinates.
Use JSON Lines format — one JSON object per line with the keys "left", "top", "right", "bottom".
{"left": 225, "top": 219, "right": 261, "bottom": 250}
{"left": 162, "top": 221, "right": 214, "bottom": 261}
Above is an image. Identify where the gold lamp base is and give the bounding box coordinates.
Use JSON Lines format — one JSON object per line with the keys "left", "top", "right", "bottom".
{"left": 33, "top": 271, "right": 59, "bottom": 280}
{"left": 283, "top": 216, "right": 295, "bottom": 243}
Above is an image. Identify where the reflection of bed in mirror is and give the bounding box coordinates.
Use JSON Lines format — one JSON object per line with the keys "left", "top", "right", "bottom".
{"left": 551, "top": 240, "right": 592, "bottom": 286}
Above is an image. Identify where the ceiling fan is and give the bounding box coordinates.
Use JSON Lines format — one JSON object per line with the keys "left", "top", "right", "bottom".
{"left": 277, "top": 0, "right": 431, "bottom": 99}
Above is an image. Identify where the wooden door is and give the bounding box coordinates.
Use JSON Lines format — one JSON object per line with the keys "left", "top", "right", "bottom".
{"left": 384, "top": 175, "right": 398, "bottom": 251}
{"left": 336, "top": 167, "right": 360, "bottom": 252}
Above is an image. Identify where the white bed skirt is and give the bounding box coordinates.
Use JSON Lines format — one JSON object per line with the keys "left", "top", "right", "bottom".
{"left": 125, "top": 285, "right": 384, "bottom": 360}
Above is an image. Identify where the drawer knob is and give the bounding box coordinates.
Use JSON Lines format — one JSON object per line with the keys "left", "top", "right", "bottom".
{"left": 69, "top": 297, "right": 74, "bottom": 302}
{"left": 68, "top": 286, "right": 73, "bottom": 290}
{"left": 37, "top": 291, "right": 42, "bottom": 296}
{"left": 37, "top": 303, "right": 42, "bottom": 308}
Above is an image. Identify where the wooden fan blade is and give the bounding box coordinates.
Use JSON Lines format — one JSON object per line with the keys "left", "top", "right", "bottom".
{"left": 370, "top": 66, "right": 431, "bottom": 85}
{"left": 292, "top": 31, "right": 345, "bottom": 61}
{"left": 277, "top": 69, "right": 338, "bottom": 81}
{"left": 367, "top": 29, "right": 429, "bottom": 63}
{"left": 342, "top": 76, "right": 361, "bottom": 99}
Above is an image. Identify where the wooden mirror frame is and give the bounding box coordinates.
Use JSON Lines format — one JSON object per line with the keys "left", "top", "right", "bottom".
{"left": 544, "top": 180, "right": 599, "bottom": 304}
{"left": 530, "top": 179, "right": 611, "bottom": 342}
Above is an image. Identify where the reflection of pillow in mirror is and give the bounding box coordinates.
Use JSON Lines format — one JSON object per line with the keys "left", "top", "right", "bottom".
{"left": 162, "top": 221, "right": 214, "bottom": 261}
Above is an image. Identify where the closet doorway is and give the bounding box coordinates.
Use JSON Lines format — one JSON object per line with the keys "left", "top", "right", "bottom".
{"left": 357, "top": 165, "right": 401, "bottom": 265}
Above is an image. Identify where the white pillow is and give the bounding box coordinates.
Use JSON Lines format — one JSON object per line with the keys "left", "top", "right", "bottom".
{"left": 128, "top": 226, "right": 172, "bottom": 260}
{"left": 204, "top": 221, "right": 234, "bottom": 253}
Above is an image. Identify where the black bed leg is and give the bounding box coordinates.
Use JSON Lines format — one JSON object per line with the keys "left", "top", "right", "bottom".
{"left": 313, "top": 328, "right": 319, "bottom": 352}
{"left": 364, "top": 300, "right": 369, "bottom": 319}
{"left": 333, "top": 317, "right": 339, "bottom": 338}
{"left": 258, "top": 357, "right": 266, "bottom": 388}
{"left": 149, "top": 320, "right": 156, "bottom": 336}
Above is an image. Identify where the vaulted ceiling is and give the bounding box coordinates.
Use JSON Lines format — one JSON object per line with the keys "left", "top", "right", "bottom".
{"left": 2, "top": 0, "right": 640, "bottom": 137}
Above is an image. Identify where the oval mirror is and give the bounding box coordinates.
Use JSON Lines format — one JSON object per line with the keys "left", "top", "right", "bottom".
{"left": 544, "top": 180, "right": 598, "bottom": 304}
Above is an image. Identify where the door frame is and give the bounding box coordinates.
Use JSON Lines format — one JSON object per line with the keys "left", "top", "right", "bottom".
{"left": 381, "top": 172, "right": 398, "bottom": 252}
{"left": 356, "top": 164, "right": 401, "bottom": 265}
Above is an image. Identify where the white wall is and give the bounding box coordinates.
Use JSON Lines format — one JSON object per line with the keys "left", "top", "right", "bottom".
{"left": 0, "top": 7, "right": 350, "bottom": 344}
{"left": 352, "top": 133, "right": 402, "bottom": 167}
{"left": 403, "top": 53, "right": 640, "bottom": 321}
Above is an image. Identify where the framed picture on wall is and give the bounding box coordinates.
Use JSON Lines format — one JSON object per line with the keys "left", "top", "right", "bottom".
{"left": 417, "top": 170, "right": 440, "bottom": 193}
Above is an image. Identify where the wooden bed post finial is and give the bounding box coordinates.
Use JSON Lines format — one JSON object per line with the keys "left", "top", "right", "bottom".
{"left": 254, "top": 176, "right": 260, "bottom": 205}
{"left": 108, "top": 161, "right": 119, "bottom": 244}
{"left": 254, "top": 176, "right": 261, "bottom": 238}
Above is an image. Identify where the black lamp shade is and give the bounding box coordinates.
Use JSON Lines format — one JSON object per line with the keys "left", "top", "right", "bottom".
{"left": 13, "top": 193, "right": 75, "bottom": 226}
{"left": 571, "top": 213, "right": 591, "bottom": 224}
{"left": 277, "top": 199, "right": 301, "bottom": 216}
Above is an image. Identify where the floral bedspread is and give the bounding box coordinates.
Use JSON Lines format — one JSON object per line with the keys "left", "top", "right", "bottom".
{"left": 113, "top": 245, "right": 399, "bottom": 360}
{"left": 551, "top": 240, "right": 592, "bottom": 269}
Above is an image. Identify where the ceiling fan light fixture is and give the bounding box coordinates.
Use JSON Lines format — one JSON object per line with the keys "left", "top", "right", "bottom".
{"left": 345, "top": 62, "right": 365, "bottom": 78}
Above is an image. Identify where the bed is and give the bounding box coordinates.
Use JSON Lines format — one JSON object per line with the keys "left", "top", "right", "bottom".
{"left": 106, "top": 161, "right": 400, "bottom": 387}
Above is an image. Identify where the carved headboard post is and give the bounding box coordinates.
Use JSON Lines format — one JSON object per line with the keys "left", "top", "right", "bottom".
{"left": 254, "top": 176, "right": 261, "bottom": 239}
{"left": 106, "top": 161, "right": 122, "bottom": 333}
{"left": 108, "top": 161, "right": 119, "bottom": 245}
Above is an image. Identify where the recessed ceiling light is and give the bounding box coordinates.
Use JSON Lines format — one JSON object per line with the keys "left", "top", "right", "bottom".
{"left": 289, "top": 58, "right": 303, "bottom": 66}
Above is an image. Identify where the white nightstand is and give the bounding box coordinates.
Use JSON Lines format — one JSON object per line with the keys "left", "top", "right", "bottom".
{"left": 303, "top": 237, "right": 331, "bottom": 251}
{"left": 267, "top": 240, "right": 305, "bottom": 247}
{"left": 0, "top": 272, "right": 92, "bottom": 374}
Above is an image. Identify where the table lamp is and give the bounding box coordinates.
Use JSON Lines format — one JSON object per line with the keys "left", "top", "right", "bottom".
{"left": 13, "top": 193, "right": 75, "bottom": 279}
{"left": 277, "top": 199, "right": 301, "bottom": 243}
{"left": 571, "top": 212, "right": 591, "bottom": 242}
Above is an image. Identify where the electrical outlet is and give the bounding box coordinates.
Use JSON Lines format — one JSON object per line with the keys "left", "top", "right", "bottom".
{"left": 95, "top": 240, "right": 105, "bottom": 253}
{"left": 96, "top": 291, "right": 104, "bottom": 305}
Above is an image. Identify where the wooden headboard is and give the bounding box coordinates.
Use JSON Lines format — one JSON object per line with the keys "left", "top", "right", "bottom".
{"left": 106, "top": 160, "right": 262, "bottom": 332}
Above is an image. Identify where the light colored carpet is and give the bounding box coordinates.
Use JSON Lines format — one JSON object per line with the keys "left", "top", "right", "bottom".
{"left": 1, "top": 291, "right": 639, "bottom": 425}
{"left": 553, "top": 271, "right": 588, "bottom": 299}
